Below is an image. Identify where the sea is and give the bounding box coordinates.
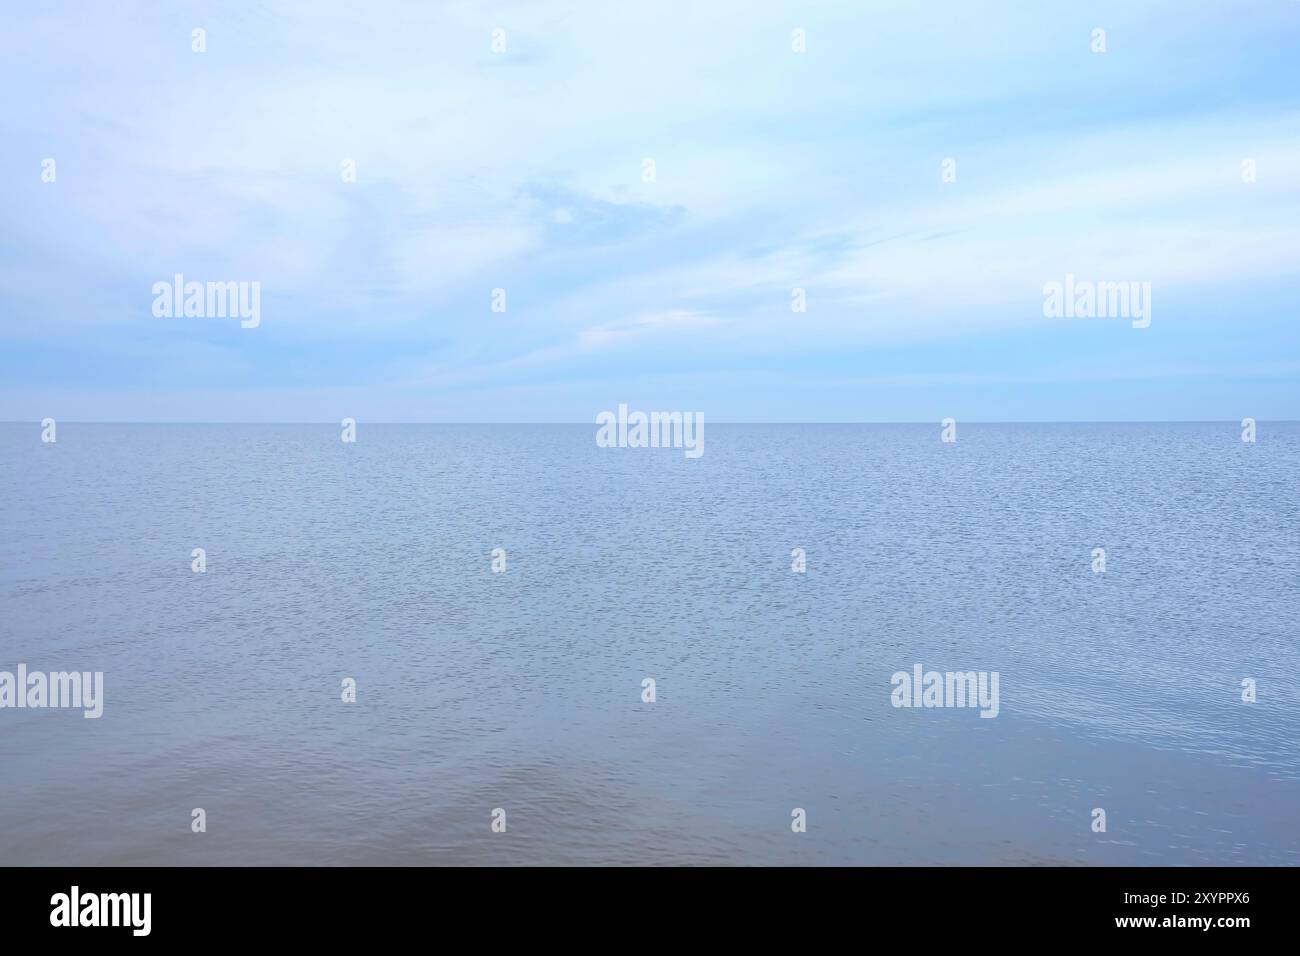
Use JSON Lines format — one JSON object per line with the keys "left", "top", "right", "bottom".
{"left": 1, "top": 422, "right": 1297, "bottom": 865}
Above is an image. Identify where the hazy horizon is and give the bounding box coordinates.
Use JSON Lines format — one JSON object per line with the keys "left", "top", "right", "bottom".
{"left": 8, "top": 418, "right": 1300, "bottom": 425}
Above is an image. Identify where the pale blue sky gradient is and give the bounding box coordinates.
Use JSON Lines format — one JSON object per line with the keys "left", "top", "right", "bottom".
{"left": 2, "top": 1, "right": 1298, "bottom": 421}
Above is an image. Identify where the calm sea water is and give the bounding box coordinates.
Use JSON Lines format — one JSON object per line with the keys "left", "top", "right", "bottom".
{"left": 1, "top": 422, "right": 1298, "bottom": 865}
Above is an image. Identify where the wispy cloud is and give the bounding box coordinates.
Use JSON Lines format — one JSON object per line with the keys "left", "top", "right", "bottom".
{"left": 1, "top": 1, "right": 1298, "bottom": 420}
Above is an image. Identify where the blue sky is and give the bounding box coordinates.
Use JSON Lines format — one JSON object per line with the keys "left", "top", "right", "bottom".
{"left": 1, "top": 0, "right": 1298, "bottom": 421}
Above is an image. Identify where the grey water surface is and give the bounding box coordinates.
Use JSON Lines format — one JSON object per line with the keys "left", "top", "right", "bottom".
{"left": 1, "top": 422, "right": 1297, "bottom": 865}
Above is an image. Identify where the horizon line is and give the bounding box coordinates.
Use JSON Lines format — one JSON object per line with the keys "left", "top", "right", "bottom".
{"left": 5, "top": 419, "right": 1295, "bottom": 427}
